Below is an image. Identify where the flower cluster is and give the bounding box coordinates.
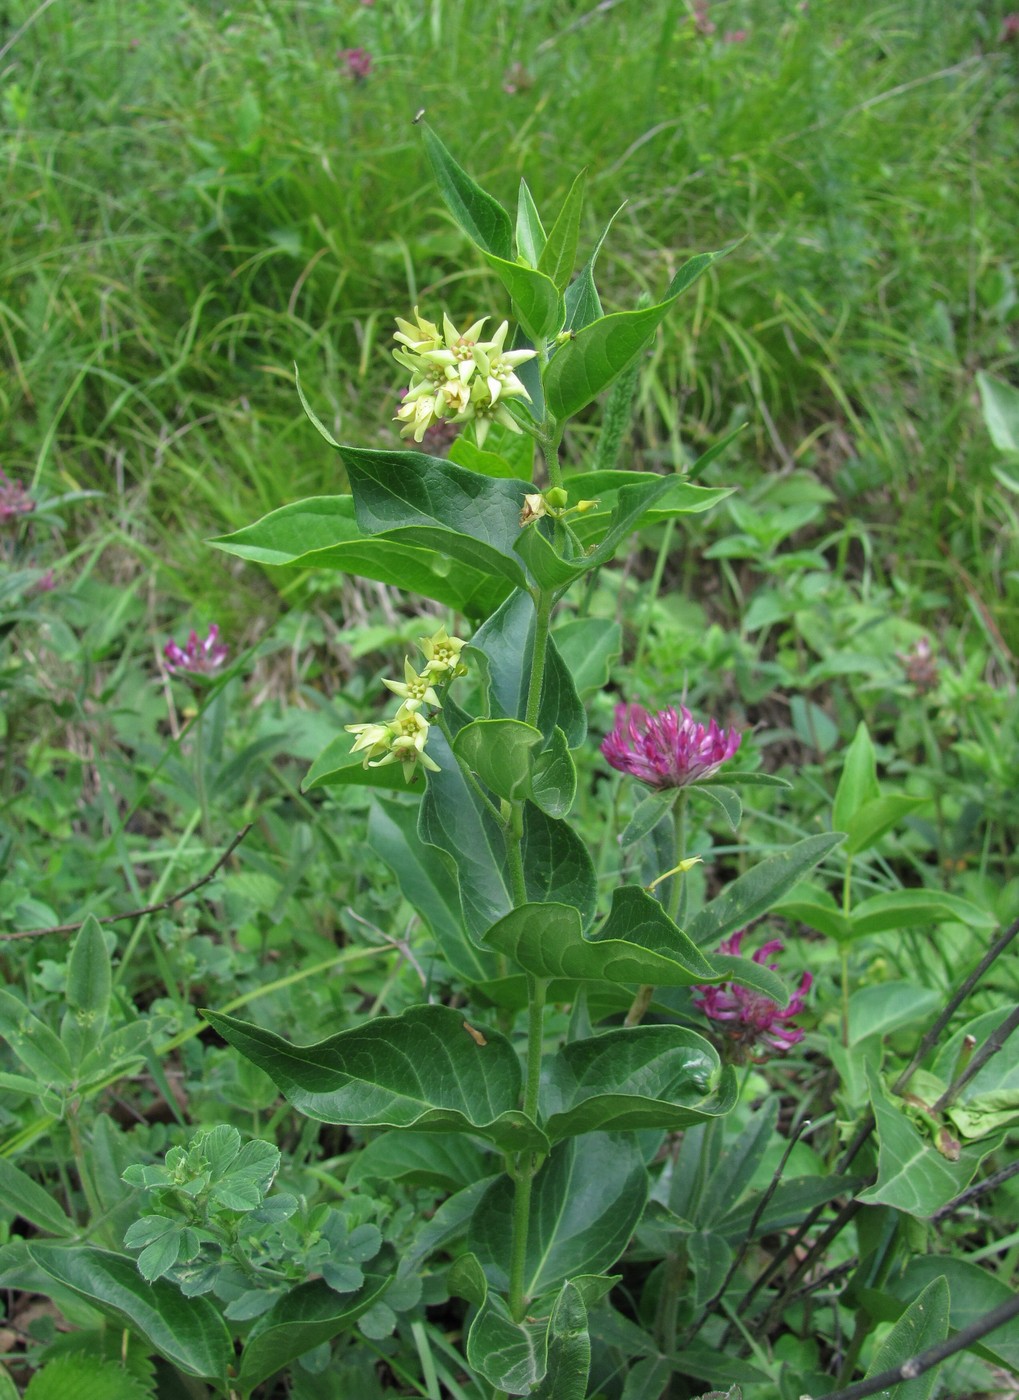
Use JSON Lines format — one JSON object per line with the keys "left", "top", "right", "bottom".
{"left": 338, "top": 46, "right": 372, "bottom": 79}
{"left": 392, "top": 310, "right": 537, "bottom": 448}
{"left": 345, "top": 626, "right": 466, "bottom": 784}
{"left": 601, "top": 702, "right": 741, "bottom": 789}
{"left": 0, "top": 469, "right": 35, "bottom": 525}
{"left": 694, "top": 929, "right": 812, "bottom": 1060}
{"left": 896, "top": 636, "right": 938, "bottom": 695}
{"left": 164, "top": 624, "right": 229, "bottom": 678}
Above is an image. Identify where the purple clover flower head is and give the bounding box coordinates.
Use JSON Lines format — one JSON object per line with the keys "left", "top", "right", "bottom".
{"left": 0, "top": 469, "right": 36, "bottom": 524}
{"left": 694, "top": 929, "right": 812, "bottom": 1061}
{"left": 601, "top": 702, "right": 741, "bottom": 789}
{"left": 164, "top": 624, "right": 229, "bottom": 678}
{"left": 339, "top": 46, "right": 372, "bottom": 79}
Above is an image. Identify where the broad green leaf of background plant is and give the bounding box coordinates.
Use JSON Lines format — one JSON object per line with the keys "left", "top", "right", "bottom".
{"left": 469, "top": 1132, "right": 648, "bottom": 1296}
{"left": 347, "top": 1131, "right": 488, "bottom": 1193}
{"left": 832, "top": 721, "right": 880, "bottom": 833}
{"left": 516, "top": 178, "right": 546, "bottom": 267}
{"left": 563, "top": 472, "right": 732, "bottom": 538}
{"left": 470, "top": 591, "right": 587, "bottom": 746}
{"left": 933, "top": 1006, "right": 1019, "bottom": 1140}
{"left": 202, "top": 1004, "right": 549, "bottom": 1153}
{"left": 0, "top": 989, "right": 72, "bottom": 1087}
{"left": 368, "top": 798, "right": 499, "bottom": 983}
{"left": 236, "top": 1274, "right": 392, "bottom": 1396}
{"left": 483, "top": 900, "right": 718, "bottom": 989}
{"left": 888, "top": 1256, "right": 1019, "bottom": 1372}
{"left": 453, "top": 718, "right": 543, "bottom": 802}
{"left": 773, "top": 882, "right": 849, "bottom": 941}
{"left": 858, "top": 1063, "right": 1005, "bottom": 1217}
{"left": 422, "top": 126, "right": 513, "bottom": 260}
{"left": 553, "top": 618, "right": 621, "bottom": 698}
{"left": 212, "top": 496, "right": 512, "bottom": 617}
{"left": 452, "top": 1257, "right": 603, "bottom": 1397}
{"left": 419, "top": 719, "right": 596, "bottom": 940}
{"left": 674, "top": 1100, "right": 779, "bottom": 1228}
{"left": 339, "top": 447, "right": 529, "bottom": 583}
{"left": 61, "top": 915, "right": 112, "bottom": 1062}
{"left": 527, "top": 1278, "right": 593, "bottom": 1400}
{"left": 302, "top": 735, "right": 421, "bottom": 794}
{"left": 0, "top": 1156, "right": 76, "bottom": 1238}
{"left": 842, "top": 794, "right": 928, "bottom": 856}
{"left": 540, "top": 1025, "right": 737, "bottom": 1143}
{"left": 21, "top": 1356, "right": 152, "bottom": 1400}
{"left": 847, "top": 983, "right": 943, "bottom": 1046}
{"left": 537, "top": 169, "right": 587, "bottom": 292}
{"left": 529, "top": 727, "right": 577, "bottom": 818}
{"left": 480, "top": 252, "right": 564, "bottom": 344}
{"left": 976, "top": 370, "right": 1019, "bottom": 455}
{"left": 25, "top": 1245, "right": 232, "bottom": 1383}
{"left": 847, "top": 889, "right": 997, "bottom": 938}
{"left": 417, "top": 719, "right": 518, "bottom": 939}
{"left": 687, "top": 833, "right": 845, "bottom": 949}
{"left": 449, "top": 435, "right": 532, "bottom": 481}
{"left": 862, "top": 1274, "right": 949, "bottom": 1400}
{"left": 544, "top": 246, "right": 734, "bottom": 421}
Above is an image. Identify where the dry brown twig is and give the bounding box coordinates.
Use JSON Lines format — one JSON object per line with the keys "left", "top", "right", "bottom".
{"left": 0, "top": 823, "right": 253, "bottom": 942}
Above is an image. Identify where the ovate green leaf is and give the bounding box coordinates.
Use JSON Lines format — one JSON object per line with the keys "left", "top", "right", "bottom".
{"left": 202, "top": 1004, "right": 548, "bottom": 1154}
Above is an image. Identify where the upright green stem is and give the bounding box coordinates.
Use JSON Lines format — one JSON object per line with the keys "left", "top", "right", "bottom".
{"left": 841, "top": 858, "right": 853, "bottom": 1047}
{"left": 504, "top": 800, "right": 527, "bottom": 907}
{"left": 626, "top": 790, "right": 687, "bottom": 1027}
{"left": 523, "top": 975, "right": 547, "bottom": 1122}
{"left": 524, "top": 588, "right": 553, "bottom": 730}
{"left": 508, "top": 972, "right": 547, "bottom": 1321}
{"left": 668, "top": 791, "right": 688, "bottom": 925}
{"left": 540, "top": 420, "right": 565, "bottom": 491}
{"left": 504, "top": 415, "right": 564, "bottom": 1322}
{"left": 194, "top": 709, "right": 212, "bottom": 845}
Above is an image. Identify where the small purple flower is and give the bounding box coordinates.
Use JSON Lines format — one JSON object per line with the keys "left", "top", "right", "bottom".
{"left": 694, "top": 929, "right": 812, "bottom": 1060}
{"left": 164, "top": 624, "right": 229, "bottom": 678}
{"left": 339, "top": 46, "right": 372, "bottom": 79}
{"left": 724, "top": 28, "right": 749, "bottom": 43}
{"left": 896, "top": 635, "right": 938, "bottom": 694}
{"left": 601, "top": 702, "right": 741, "bottom": 789}
{"left": 0, "top": 469, "right": 36, "bottom": 524}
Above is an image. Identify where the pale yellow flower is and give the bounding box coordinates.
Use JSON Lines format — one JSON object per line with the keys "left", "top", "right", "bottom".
{"left": 472, "top": 320, "right": 535, "bottom": 405}
{"left": 345, "top": 720, "right": 393, "bottom": 766}
{"left": 418, "top": 625, "right": 467, "bottom": 677}
{"left": 368, "top": 705, "right": 441, "bottom": 783}
{"left": 382, "top": 659, "right": 442, "bottom": 711}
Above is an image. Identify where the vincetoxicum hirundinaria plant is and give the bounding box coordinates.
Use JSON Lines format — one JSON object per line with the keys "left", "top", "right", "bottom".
{"left": 204, "top": 130, "right": 843, "bottom": 1397}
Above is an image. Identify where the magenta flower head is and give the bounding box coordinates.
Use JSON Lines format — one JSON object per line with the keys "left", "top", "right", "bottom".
{"left": 601, "top": 702, "right": 741, "bottom": 789}
{"left": 0, "top": 469, "right": 36, "bottom": 525}
{"left": 164, "top": 624, "right": 229, "bottom": 679}
{"left": 694, "top": 930, "right": 812, "bottom": 1061}
{"left": 339, "top": 46, "right": 372, "bottom": 79}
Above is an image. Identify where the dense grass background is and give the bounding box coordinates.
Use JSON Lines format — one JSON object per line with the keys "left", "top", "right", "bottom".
{"left": 2, "top": 8, "right": 1018, "bottom": 1395}
{"left": 3, "top": 0, "right": 1017, "bottom": 646}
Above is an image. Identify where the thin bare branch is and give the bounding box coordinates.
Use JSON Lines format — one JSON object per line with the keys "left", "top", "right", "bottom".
{"left": 1, "top": 824, "right": 253, "bottom": 941}
{"left": 809, "top": 1290, "right": 1019, "bottom": 1400}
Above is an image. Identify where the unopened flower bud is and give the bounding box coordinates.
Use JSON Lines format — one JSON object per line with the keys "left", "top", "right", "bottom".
{"left": 545, "top": 487, "right": 568, "bottom": 510}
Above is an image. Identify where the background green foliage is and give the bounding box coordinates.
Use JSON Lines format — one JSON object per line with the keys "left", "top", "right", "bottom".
{"left": 1, "top": 0, "right": 1018, "bottom": 1397}
{"left": 3, "top": 0, "right": 1017, "bottom": 633}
